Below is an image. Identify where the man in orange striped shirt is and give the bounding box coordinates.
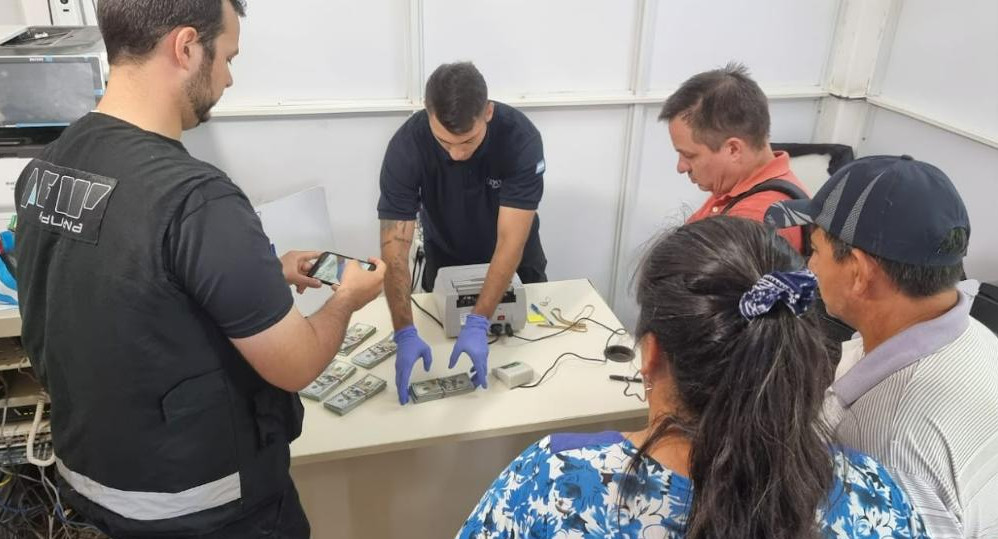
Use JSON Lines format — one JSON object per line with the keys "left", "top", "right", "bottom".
{"left": 661, "top": 63, "right": 808, "bottom": 253}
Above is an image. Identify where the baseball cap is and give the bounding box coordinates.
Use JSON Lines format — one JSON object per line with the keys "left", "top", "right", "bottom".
{"left": 765, "top": 155, "right": 969, "bottom": 266}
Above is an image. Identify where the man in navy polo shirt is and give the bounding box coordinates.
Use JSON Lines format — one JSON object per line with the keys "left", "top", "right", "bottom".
{"left": 378, "top": 62, "right": 548, "bottom": 404}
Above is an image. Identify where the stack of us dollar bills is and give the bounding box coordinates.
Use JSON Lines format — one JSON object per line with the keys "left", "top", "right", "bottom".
{"left": 323, "top": 374, "right": 388, "bottom": 415}
{"left": 351, "top": 333, "right": 397, "bottom": 369}
{"left": 299, "top": 360, "right": 357, "bottom": 401}
{"left": 408, "top": 373, "right": 475, "bottom": 404}
{"left": 337, "top": 323, "right": 377, "bottom": 357}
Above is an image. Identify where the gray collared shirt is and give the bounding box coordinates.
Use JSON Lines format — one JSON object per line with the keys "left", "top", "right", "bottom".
{"left": 825, "top": 292, "right": 998, "bottom": 538}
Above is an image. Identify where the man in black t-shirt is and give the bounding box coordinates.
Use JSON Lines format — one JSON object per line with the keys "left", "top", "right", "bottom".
{"left": 378, "top": 62, "right": 547, "bottom": 404}
{"left": 14, "top": 1, "right": 384, "bottom": 537}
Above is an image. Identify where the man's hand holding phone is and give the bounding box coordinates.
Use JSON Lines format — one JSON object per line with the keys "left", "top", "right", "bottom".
{"left": 334, "top": 257, "right": 386, "bottom": 311}
{"left": 280, "top": 250, "right": 324, "bottom": 294}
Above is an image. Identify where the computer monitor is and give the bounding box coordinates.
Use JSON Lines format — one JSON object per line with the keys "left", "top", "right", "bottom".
{"left": 0, "top": 55, "right": 104, "bottom": 128}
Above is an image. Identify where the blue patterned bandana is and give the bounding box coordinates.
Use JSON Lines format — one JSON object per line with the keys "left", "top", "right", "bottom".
{"left": 738, "top": 270, "right": 817, "bottom": 320}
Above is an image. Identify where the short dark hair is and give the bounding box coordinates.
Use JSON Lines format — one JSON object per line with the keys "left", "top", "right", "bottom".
{"left": 98, "top": 0, "right": 246, "bottom": 65}
{"left": 823, "top": 228, "right": 965, "bottom": 297}
{"left": 659, "top": 62, "right": 770, "bottom": 150}
{"left": 424, "top": 62, "right": 488, "bottom": 135}
{"left": 628, "top": 217, "right": 834, "bottom": 539}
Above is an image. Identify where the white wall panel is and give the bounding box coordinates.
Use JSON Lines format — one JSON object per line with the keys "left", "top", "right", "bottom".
{"left": 423, "top": 0, "right": 638, "bottom": 97}
{"left": 649, "top": 0, "right": 839, "bottom": 91}
{"left": 523, "top": 106, "right": 631, "bottom": 297}
{"left": 218, "top": 0, "right": 410, "bottom": 106}
{"left": 876, "top": 0, "right": 998, "bottom": 141}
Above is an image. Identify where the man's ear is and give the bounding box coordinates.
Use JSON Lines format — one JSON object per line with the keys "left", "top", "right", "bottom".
{"left": 483, "top": 101, "right": 495, "bottom": 123}
{"left": 171, "top": 26, "right": 202, "bottom": 73}
{"left": 850, "top": 248, "right": 879, "bottom": 297}
{"left": 722, "top": 136, "right": 747, "bottom": 162}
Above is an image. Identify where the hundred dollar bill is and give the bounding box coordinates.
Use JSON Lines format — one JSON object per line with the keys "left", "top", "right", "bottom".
{"left": 337, "top": 323, "right": 377, "bottom": 357}
{"left": 351, "top": 333, "right": 397, "bottom": 369}
{"left": 299, "top": 360, "right": 356, "bottom": 401}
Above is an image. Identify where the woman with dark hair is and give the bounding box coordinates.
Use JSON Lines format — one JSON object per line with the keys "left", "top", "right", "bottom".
{"left": 458, "top": 217, "right": 925, "bottom": 538}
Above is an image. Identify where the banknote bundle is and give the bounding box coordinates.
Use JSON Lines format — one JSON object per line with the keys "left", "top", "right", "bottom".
{"left": 299, "top": 360, "right": 356, "bottom": 401}
{"left": 323, "top": 374, "right": 388, "bottom": 415}
{"left": 337, "top": 323, "right": 377, "bottom": 357}
{"left": 351, "top": 333, "right": 397, "bottom": 369}
{"left": 408, "top": 373, "right": 474, "bottom": 404}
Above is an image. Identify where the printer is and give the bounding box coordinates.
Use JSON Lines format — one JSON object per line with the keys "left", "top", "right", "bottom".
{"left": 0, "top": 25, "right": 106, "bottom": 216}
{"left": 0, "top": 25, "right": 106, "bottom": 155}
{"left": 433, "top": 264, "right": 527, "bottom": 338}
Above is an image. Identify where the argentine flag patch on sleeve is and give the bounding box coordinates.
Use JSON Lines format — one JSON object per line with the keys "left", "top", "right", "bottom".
{"left": 535, "top": 159, "right": 546, "bottom": 175}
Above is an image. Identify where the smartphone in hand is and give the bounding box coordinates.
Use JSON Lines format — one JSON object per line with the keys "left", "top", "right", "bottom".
{"left": 307, "top": 252, "right": 376, "bottom": 286}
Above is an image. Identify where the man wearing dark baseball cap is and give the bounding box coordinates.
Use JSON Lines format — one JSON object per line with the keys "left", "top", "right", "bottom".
{"left": 767, "top": 155, "right": 998, "bottom": 537}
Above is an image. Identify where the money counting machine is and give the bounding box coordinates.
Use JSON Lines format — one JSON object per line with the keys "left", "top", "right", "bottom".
{"left": 433, "top": 264, "right": 527, "bottom": 338}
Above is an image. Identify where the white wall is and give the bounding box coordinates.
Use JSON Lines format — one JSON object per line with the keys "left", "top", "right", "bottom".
{"left": 524, "top": 106, "right": 631, "bottom": 295}
{"left": 423, "top": 0, "right": 638, "bottom": 98}
{"left": 873, "top": 0, "right": 998, "bottom": 142}
{"left": 218, "top": 0, "right": 410, "bottom": 106}
{"left": 0, "top": 3, "right": 24, "bottom": 25}
{"left": 649, "top": 0, "right": 838, "bottom": 92}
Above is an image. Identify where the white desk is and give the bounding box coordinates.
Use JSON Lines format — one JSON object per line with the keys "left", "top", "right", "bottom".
{"left": 289, "top": 279, "right": 647, "bottom": 538}
{"left": 291, "top": 279, "right": 644, "bottom": 464}
{"left": 0, "top": 308, "right": 20, "bottom": 339}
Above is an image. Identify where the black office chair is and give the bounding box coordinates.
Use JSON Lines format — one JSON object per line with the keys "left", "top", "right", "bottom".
{"left": 971, "top": 282, "right": 998, "bottom": 336}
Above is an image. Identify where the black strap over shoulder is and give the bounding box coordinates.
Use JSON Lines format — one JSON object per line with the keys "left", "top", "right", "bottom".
{"left": 720, "top": 178, "right": 809, "bottom": 215}
{"left": 721, "top": 178, "right": 811, "bottom": 256}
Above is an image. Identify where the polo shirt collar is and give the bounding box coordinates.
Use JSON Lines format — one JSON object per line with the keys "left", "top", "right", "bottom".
{"left": 832, "top": 292, "right": 972, "bottom": 406}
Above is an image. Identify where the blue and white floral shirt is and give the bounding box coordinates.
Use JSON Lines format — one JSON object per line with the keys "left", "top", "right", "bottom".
{"left": 458, "top": 431, "right": 926, "bottom": 538}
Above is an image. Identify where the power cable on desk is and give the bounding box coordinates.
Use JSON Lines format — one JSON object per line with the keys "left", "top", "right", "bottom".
{"left": 517, "top": 351, "right": 606, "bottom": 389}
{"left": 410, "top": 296, "right": 442, "bottom": 328}
{"left": 514, "top": 317, "right": 632, "bottom": 389}
{"left": 510, "top": 316, "right": 621, "bottom": 343}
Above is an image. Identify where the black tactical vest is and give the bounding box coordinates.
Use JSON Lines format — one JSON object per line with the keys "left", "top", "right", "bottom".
{"left": 14, "top": 113, "right": 302, "bottom": 535}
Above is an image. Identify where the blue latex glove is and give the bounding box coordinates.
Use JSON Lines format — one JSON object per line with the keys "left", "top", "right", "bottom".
{"left": 394, "top": 325, "right": 432, "bottom": 405}
{"left": 448, "top": 314, "right": 490, "bottom": 389}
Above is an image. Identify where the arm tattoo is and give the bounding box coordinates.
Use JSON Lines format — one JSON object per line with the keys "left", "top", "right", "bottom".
{"left": 380, "top": 220, "right": 414, "bottom": 249}
{"left": 380, "top": 220, "right": 416, "bottom": 327}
